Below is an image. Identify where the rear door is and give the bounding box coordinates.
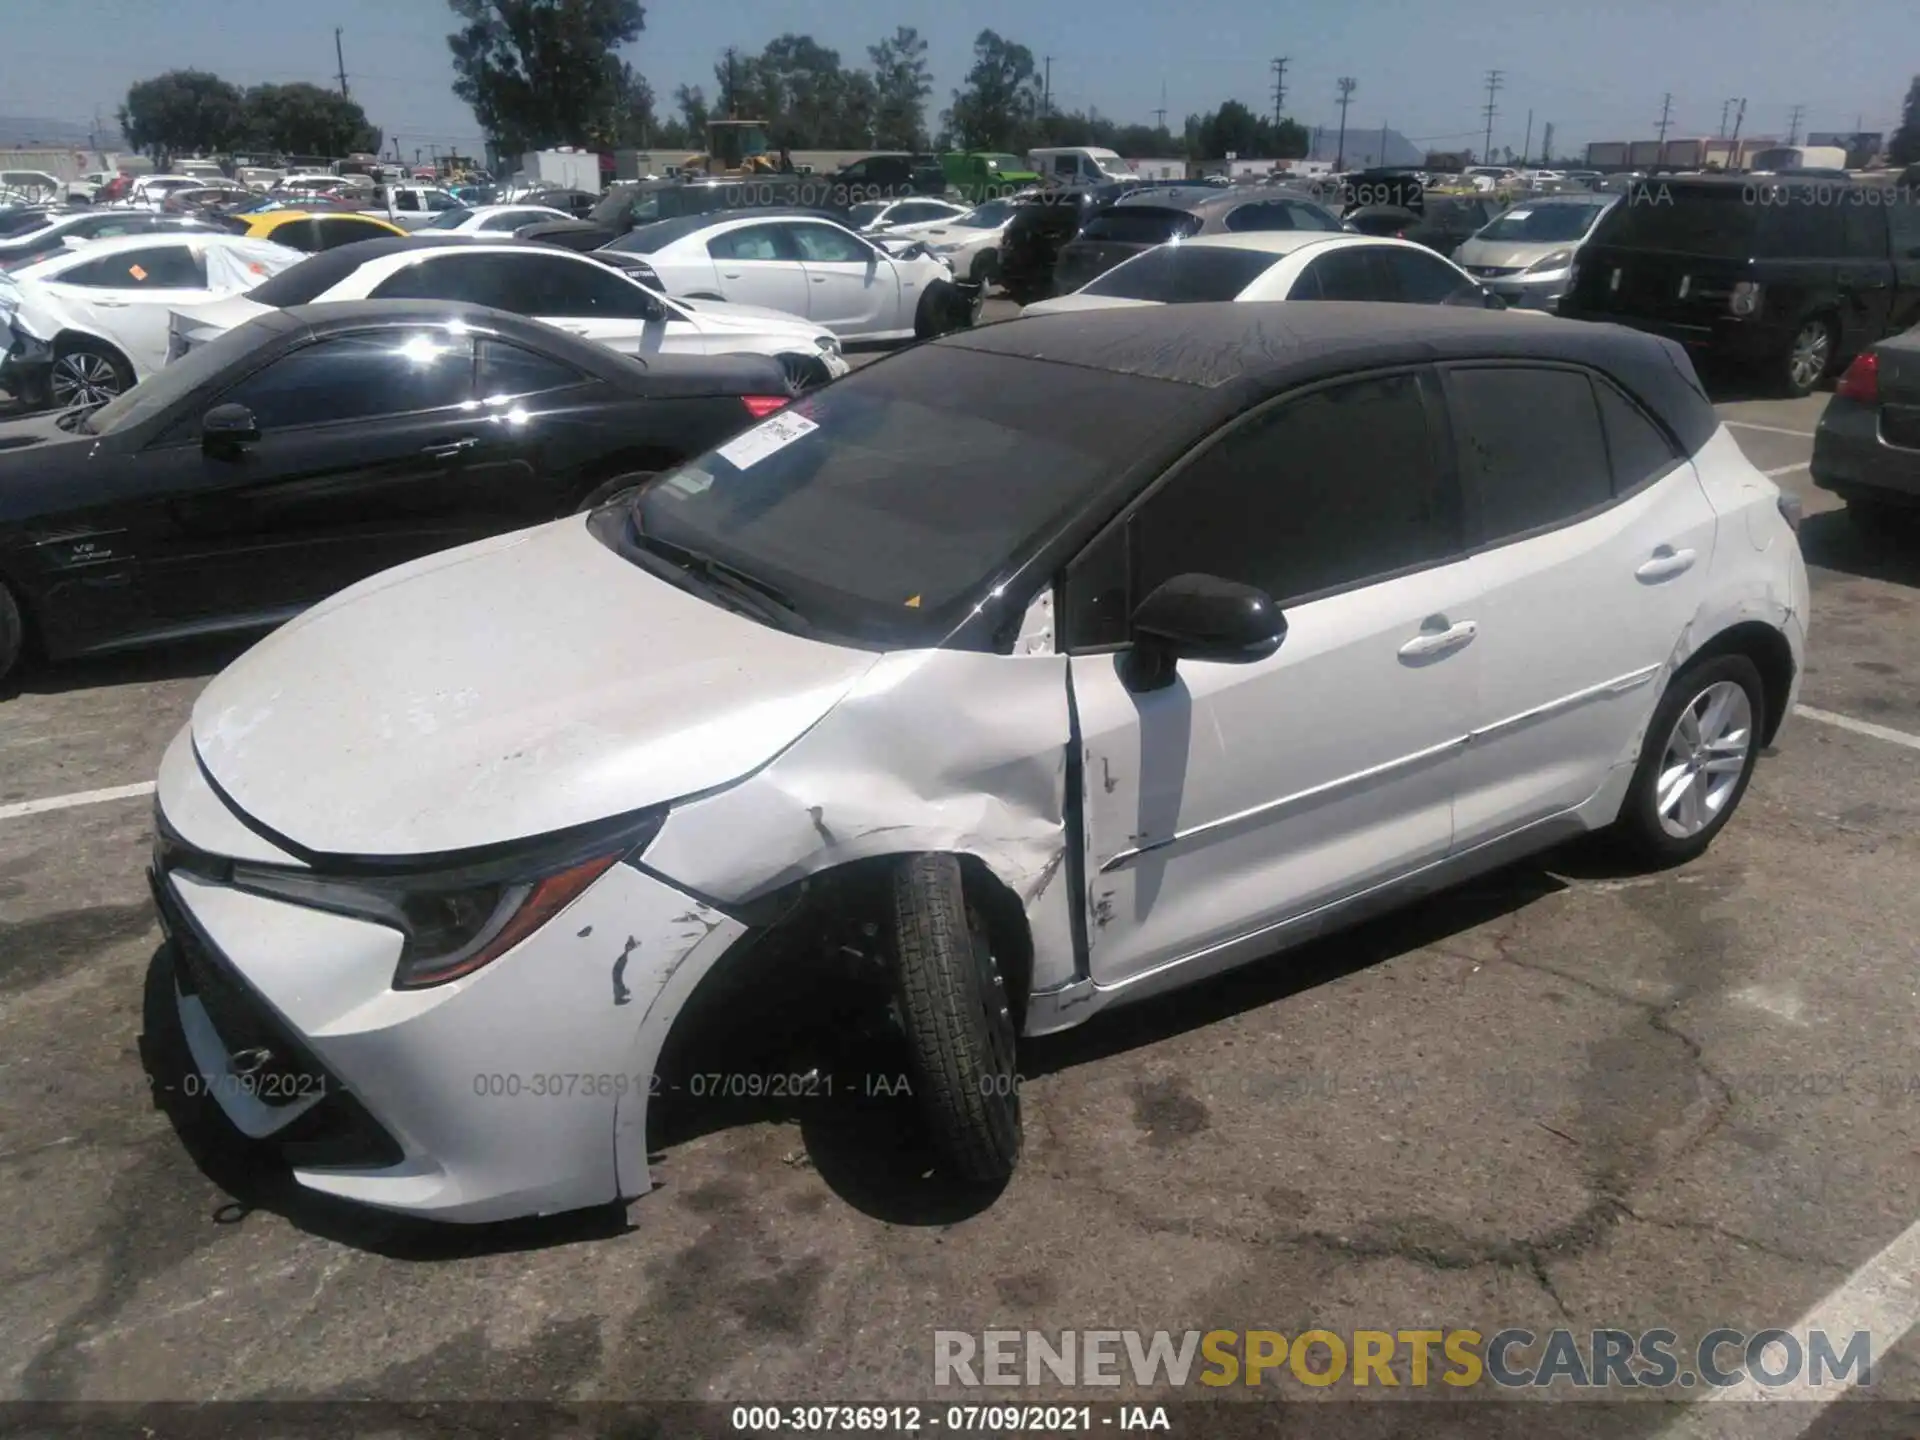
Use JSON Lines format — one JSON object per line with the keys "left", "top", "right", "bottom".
{"left": 782, "top": 221, "right": 895, "bottom": 335}
{"left": 44, "top": 242, "right": 213, "bottom": 378}
{"left": 1443, "top": 364, "right": 1719, "bottom": 845}
{"left": 704, "top": 222, "right": 811, "bottom": 314}
{"left": 135, "top": 327, "right": 485, "bottom": 622}
{"left": 1890, "top": 198, "right": 1920, "bottom": 335}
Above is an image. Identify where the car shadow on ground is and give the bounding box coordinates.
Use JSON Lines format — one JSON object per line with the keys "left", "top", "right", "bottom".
{"left": 1797, "top": 506, "right": 1920, "bottom": 589}
{"left": 136, "top": 839, "right": 1642, "bottom": 1256}
{"left": 1, "top": 634, "right": 254, "bottom": 702}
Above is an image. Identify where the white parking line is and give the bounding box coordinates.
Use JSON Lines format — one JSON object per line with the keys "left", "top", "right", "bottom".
{"left": 1794, "top": 705, "right": 1920, "bottom": 754}
{"left": 1658, "top": 1214, "right": 1920, "bottom": 1440}
{"left": 1725, "top": 421, "right": 1817, "bottom": 439}
{"left": 1764, "top": 462, "right": 1810, "bottom": 477}
{"left": 0, "top": 781, "right": 154, "bottom": 822}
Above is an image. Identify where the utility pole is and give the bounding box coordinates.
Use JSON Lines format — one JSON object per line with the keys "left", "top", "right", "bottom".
{"left": 1787, "top": 104, "right": 1804, "bottom": 145}
{"left": 1270, "top": 58, "right": 1288, "bottom": 130}
{"left": 1522, "top": 109, "right": 1533, "bottom": 164}
{"left": 1334, "top": 78, "right": 1356, "bottom": 169}
{"left": 723, "top": 48, "right": 739, "bottom": 118}
{"left": 1719, "top": 99, "right": 1733, "bottom": 137}
{"left": 334, "top": 27, "right": 350, "bottom": 98}
{"left": 1153, "top": 80, "right": 1167, "bottom": 134}
{"left": 1042, "top": 56, "right": 1053, "bottom": 119}
{"left": 1481, "top": 69, "right": 1502, "bottom": 165}
{"left": 1540, "top": 121, "right": 1554, "bottom": 166}
{"left": 1729, "top": 96, "right": 1746, "bottom": 146}
{"left": 1379, "top": 121, "right": 1388, "bottom": 163}
{"left": 1655, "top": 92, "right": 1673, "bottom": 144}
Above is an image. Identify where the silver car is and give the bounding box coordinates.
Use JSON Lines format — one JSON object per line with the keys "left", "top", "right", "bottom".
{"left": 1452, "top": 193, "right": 1618, "bottom": 311}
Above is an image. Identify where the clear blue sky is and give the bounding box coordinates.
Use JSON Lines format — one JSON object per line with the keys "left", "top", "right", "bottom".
{"left": 11, "top": 0, "right": 1915, "bottom": 159}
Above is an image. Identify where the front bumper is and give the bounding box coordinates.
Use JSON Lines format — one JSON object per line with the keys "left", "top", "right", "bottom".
{"left": 152, "top": 735, "right": 748, "bottom": 1223}
{"left": 1482, "top": 271, "right": 1570, "bottom": 311}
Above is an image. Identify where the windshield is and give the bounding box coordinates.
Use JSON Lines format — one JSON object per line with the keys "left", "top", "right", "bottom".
{"left": 1082, "top": 245, "right": 1285, "bottom": 301}
{"left": 611, "top": 344, "right": 1193, "bottom": 647}
{"left": 591, "top": 187, "right": 649, "bottom": 225}
{"left": 1080, "top": 208, "right": 1203, "bottom": 244}
{"left": 1475, "top": 201, "right": 1608, "bottom": 242}
{"left": 1593, "top": 185, "right": 1759, "bottom": 256}
{"left": 423, "top": 207, "right": 475, "bottom": 230}
{"left": 956, "top": 200, "right": 1017, "bottom": 228}
{"left": 80, "top": 319, "right": 277, "bottom": 435}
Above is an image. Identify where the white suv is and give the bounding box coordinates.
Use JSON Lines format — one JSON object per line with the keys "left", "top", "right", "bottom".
{"left": 150, "top": 303, "right": 1805, "bottom": 1222}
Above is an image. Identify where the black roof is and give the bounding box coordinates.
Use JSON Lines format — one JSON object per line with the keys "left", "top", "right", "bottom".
{"left": 245, "top": 235, "right": 519, "bottom": 306}
{"left": 941, "top": 302, "right": 1718, "bottom": 452}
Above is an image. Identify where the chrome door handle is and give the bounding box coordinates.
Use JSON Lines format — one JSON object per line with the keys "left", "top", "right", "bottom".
{"left": 422, "top": 437, "right": 479, "bottom": 458}
{"left": 1398, "top": 619, "right": 1477, "bottom": 659}
{"left": 1635, "top": 546, "right": 1696, "bottom": 582}
{"left": 812, "top": 276, "right": 827, "bottom": 283}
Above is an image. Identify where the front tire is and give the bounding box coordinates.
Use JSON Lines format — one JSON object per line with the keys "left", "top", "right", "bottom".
{"left": 1610, "top": 654, "right": 1765, "bottom": 867}
{"left": 49, "top": 339, "right": 134, "bottom": 410}
{"left": 890, "top": 854, "right": 1021, "bottom": 1185}
{"left": 914, "top": 283, "right": 971, "bottom": 340}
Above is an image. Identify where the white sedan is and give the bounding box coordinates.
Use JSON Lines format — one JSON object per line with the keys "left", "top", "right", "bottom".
{"left": 845, "top": 196, "right": 972, "bottom": 234}
{"left": 603, "top": 211, "right": 980, "bottom": 342}
{"left": 1022, "top": 232, "right": 1506, "bottom": 315}
{"left": 0, "top": 232, "right": 305, "bottom": 408}
{"left": 909, "top": 198, "right": 1023, "bottom": 284}
{"left": 168, "top": 236, "right": 851, "bottom": 388}
{"left": 415, "top": 203, "right": 574, "bottom": 235}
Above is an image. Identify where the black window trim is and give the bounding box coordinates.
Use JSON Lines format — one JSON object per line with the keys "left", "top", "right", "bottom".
{"left": 1056, "top": 362, "right": 1465, "bottom": 655}
{"left": 1436, "top": 359, "right": 1683, "bottom": 554}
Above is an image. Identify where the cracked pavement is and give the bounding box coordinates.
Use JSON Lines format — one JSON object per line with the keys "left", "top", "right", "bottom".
{"left": 4, "top": 377, "right": 1920, "bottom": 1431}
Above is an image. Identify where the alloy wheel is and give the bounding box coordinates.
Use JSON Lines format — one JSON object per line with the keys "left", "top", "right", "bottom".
{"left": 1787, "top": 322, "right": 1831, "bottom": 392}
{"left": 1655, "top": 679, "right": 1754, "bottom": 839}
{"left": 50, "top": 352, "right": 124, "bottom": 408}
{"left": 779, "top": 354, "right": 822, "bottom": 391}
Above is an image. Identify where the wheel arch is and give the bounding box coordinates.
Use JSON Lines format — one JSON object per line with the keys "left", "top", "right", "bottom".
{"left": 1679, "top": 618, "right": 1796, "bottom": 746}
{"left": 51, "top": 328, "right": 134, "bottom": 372}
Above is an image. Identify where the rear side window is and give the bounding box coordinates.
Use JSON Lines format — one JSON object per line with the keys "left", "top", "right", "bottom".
{"left": 477, "top": 339, "right": 586, "bottom": 400}
{"left": 1843, "top": 203, "right": 1887, "bottom": 260}
{"left": 1295, "top": 247, "right": 1390, "bottom": 301}
{"left": 1380, "top": 247, "right": 1471, "bottom": 303}
{"left": 1888, "top": 195, "right": 1920, "bottom": 257}
{"left": 1597, "top": 187, "right": 1758, "bottom": 257}
{"left": 1448, "top": 366, "right": 1612, "bottom": 542}
{"left": 57, "top": 245, "right": 207, "bottom": 288}
{"left": 1594, "top": 381, "right": 1680, "bottom": 492}
{"left": 217, "top": 330, "right": 475, "bottom": 430}
{"left": 1081, "top": 208, "right": 1203, "bottom": 244}
{"left": 1761, "top": 200, "right": 1843, "bottom": 258}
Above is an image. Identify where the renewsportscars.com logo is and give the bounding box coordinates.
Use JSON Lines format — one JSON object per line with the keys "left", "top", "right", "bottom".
{"left": 933, "top": 1328, "right": 1874, "bottom": 1390}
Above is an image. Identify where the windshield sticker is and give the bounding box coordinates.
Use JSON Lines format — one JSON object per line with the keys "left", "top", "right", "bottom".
{"left": 661, "top": 467, "right": 715, "bottom": 497}
{"left": 717, "top": 410, "right": 818, "bottom": 470}
{"left": 1502, "top": 209, "right": 1533, "bottom": 221}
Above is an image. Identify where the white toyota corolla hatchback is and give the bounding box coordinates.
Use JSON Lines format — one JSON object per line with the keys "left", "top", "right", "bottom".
{"left": 151, "top": 304, "right": 1808, "bottom": 1223}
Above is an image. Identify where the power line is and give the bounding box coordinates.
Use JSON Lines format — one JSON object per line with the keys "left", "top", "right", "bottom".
{"left": 1481, "top": 69, "right": 1502, "bottom": 163}
{"left": 334, "top": 27, "right": 350, "bottom": 98}
{"left": 1270, "top": 57, "right": 1288, "bottom": 129}
{"left": 1334, "top": 76, "right": 1356, "bottom": 169}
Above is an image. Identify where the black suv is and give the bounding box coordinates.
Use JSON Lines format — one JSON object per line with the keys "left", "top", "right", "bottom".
{"left": 823, "top": 153, "right": 949, "bottom": 200}
{"left": 997, "top": 181, "right": 1166, "bottom": 303}
{"left": 1561, "top": 176, "right": 1920, "bottom": 396}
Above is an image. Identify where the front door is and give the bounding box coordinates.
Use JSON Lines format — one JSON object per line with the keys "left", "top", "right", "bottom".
{"left": 136, "top": 327, "right": 483, "bottom": 625}
{"left": 1441, "top": 363, "right": 1720, "bottom": 845}
{"left": 705, "top": 222, "right": 812, "bottom": 315}
{"left": 1063, "top": 369, "right": 1480, "bottom": 992}
{"left": 783, "top": 221, "right": 895, "bottom": 334}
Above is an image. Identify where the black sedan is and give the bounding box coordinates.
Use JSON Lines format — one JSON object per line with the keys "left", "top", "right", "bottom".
{"left": 0, "top": 301, "right": 795, "bottom": 683}
{"left": 1811, "top": 327, "right": 1920, "bottom": 526}
{"left": 1347, "top": 196, "right": 1502, "bottom": 256}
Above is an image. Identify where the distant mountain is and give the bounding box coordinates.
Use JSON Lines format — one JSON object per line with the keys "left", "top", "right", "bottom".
{"left": 0, "top": 116, "right": 127, "bottom": 149}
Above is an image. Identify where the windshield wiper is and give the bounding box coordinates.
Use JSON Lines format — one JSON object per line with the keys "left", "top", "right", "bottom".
{"left": 622, "top": 523, "right": 812, "bottom": 634}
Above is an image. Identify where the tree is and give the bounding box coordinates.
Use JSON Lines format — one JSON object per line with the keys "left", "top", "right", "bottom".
{"left": 1892, "top": 75, "right": 1920, "bottom": 166}
{"left": 1184, "top": 101, "right": 1308, "bottom": 161}
{"left": 584, "top": 60, "right": 656, "bottom": 147}
{"left": 239, "top": 83, "right": 380, "bottom": 158}
{"left": 944, "top": 30, "right": 1041, "bottom": 151}
{"left": 446, "top": 0, "right": 648, "bottom": 153}
{"left": 118, "top": 70, "right": 243, "bottom": 163}
{"left": 869, "top": 26, "right": 932, "bottom": 150}
{"left": 674, "top": 83, "right": 709, "bottom": 133}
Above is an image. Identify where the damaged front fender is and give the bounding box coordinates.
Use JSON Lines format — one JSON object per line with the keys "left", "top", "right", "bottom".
{"left": 641, "top": 647, "right": 1082, "bottom": 1004}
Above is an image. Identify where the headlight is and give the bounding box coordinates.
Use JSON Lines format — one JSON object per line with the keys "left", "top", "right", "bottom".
{"left": 1523, "top": 248, "right": 1573, "bottom": 274}
{"left": 225, "top": 809, "right": 665, "bottom": 989}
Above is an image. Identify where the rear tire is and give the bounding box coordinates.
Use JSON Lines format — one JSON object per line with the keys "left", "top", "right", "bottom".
{"left": 1609, "top": 653, "right": 1766, "bottom": 868}
{"left": 49, "top": 338, "right": 134, "bottom": 410}
{"left": 1773, "top": 315, "right": 1835, "bottom": 399}
{"left": 0, "top": 581, "right": 23, "bottom": 687}
{"left": 889, "top": 854, "right": 1021, "bottom": 1185}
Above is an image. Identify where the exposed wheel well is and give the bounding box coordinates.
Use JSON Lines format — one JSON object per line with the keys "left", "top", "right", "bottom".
{"left": 573, "top": 447, "right": 682, "bottom": 506}
{"left": 52, "top": 330, "right": 133, "bottom": 371}
{"left": 1685, "top": 620, "right": 1795, "bottom": 746}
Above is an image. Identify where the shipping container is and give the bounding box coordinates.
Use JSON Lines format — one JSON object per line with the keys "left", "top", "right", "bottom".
{"left": 1585, "top": 141, "right": 1630, "bottom": 168}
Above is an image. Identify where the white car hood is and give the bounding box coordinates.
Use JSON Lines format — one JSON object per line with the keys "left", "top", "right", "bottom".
{"left": 1021, "top": 293, "right": 1160, "bottom": 316}
{"left": 190, "top": 516, "right": 883, "bottom": 859}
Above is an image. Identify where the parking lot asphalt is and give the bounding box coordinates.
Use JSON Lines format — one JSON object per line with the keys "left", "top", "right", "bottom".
{"left": 4, "top": 360, "right": 1920, "bottom": 1431}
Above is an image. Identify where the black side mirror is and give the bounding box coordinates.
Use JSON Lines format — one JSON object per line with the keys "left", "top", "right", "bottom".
{"left": 1121, "top": 573, "right": 1286, "bottom": 692}
{"left": 202, "top": 402, "right": 259, "bottom": 450}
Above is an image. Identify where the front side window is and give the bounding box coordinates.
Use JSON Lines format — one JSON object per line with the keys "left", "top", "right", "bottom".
{"left": 1594, "top": 380, "right": 1679, "bottom": 492}
{"left": 707, "top": 223, "right": 792, "bottom": 261}
{"left": 1447, "top": 366, "right": 1612, "bottom": 542}
{"left": 55, "top": 245, "right": 207, "bottom": 289}
{"left": 216, "top": 330, "right": 475, "bottom": 431}
{"left": 1382, "top": 247, "right": 1473, "bottom": 304}
{"left": 1064, "top": 372, "right": 1458, "bottom": 646}
{"left": 477, "top": 339, "right": 587, "bottom": 401}
{"left": 785, "top": 223, "right": 872, "bottom": 263}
